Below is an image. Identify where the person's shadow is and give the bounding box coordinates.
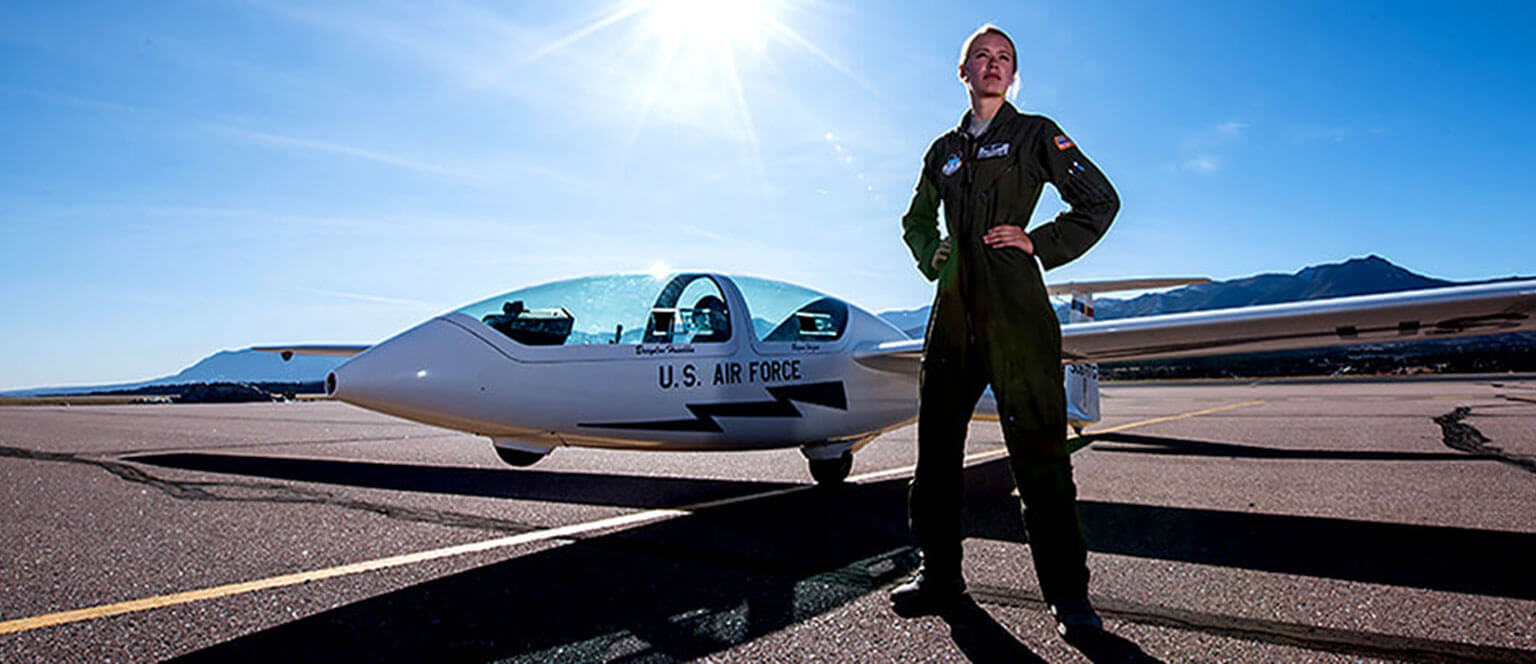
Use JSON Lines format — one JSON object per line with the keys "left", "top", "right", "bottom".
{"left": 941, "top": 597, "right": 1165, "bottom": 664}
{"left": 1061, "top": 628, "right": 1166, "bottom": 663}
{"left": 942, "top": 598, "right": 1050, "bottom": 664}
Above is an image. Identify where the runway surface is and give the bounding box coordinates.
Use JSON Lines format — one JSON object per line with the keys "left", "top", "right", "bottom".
{"left": 2, "top": 375, "right": 1534, "bottom": 663}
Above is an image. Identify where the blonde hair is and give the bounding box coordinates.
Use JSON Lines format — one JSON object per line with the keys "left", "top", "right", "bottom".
{"left": 958, "top": 24, "right": 1019, "bottom": 100}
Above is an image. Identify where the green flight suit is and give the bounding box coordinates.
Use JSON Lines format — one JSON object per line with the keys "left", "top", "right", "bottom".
{"left": 900, "top": 102, "right": 1118, "bottom": 604}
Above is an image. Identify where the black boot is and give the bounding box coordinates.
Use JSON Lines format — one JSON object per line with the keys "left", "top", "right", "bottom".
{"left": 1048, "top": 597, "right": 1103, "bottom": 640}
{"left": 890, "top": 569, "right": 967, "bottom": 617}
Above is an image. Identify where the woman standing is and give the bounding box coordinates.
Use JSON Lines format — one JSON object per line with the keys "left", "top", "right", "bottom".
{"left": 891, "top": 24, "right": 1119, "bottom": 640}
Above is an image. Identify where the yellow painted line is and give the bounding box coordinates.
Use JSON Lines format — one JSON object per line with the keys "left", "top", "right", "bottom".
{"left": 2, "top": 400, "right": 1264, "bottom": 637}
{"left": 0, "top": 484, "right": 808, "bottom": 637}
{"left": 848, "top": 400, "right": 1265, "bottom": 484}
{"left": 1087, "top": 400, "right": 1266, "bottom": 434}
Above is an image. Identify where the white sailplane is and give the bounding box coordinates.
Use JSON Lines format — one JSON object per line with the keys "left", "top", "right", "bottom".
{"left": 257, "top": 272, "right": 1536, "bottom": 484}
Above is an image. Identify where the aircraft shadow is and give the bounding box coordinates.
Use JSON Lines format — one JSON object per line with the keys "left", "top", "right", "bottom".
{"left": 1080, "top": 431, "right": 1490, "bottom": 462}
{"left": 964, "top": 461, "right": 1536, "bottom": 601}
{"left": 127, "top": 452, "right": 799, "bottom": 510}
{"left": 165, "top": 457, "right": 1532, "bottom": 662}
{"left": 169, "top": 475, "right": 1000, "bottom": 662}
{"left": 170, "top": 471, "right": 1153, "bottom": 664}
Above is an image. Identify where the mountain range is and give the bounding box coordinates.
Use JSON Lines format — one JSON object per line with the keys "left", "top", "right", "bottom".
{"left": 5, "top": 255, "right": 1529, "bottom": 397}
{"left": 2, "top": 350, "right": 348, "bottom": 398}
{"left": 880, "top": 255, "right": 1505, "bottom": 338}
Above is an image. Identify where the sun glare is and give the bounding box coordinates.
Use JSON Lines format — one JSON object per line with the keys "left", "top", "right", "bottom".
{"left": 646, "top": 0, "right": 775, "bottom": 46}
{"left": 512, "top": 0, "right": 868, "bottom": 182}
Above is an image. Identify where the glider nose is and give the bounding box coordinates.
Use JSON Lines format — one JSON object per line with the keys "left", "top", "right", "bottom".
{"left": 327, "top": 323, "right": 436, "bottom": 411}
{"left": 327, "top": 317, "right": 501, "bottom": 429}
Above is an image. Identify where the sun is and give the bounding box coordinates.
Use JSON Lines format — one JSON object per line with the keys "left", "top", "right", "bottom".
{"left": 622, "top": 0, "right": 787, "bottom": 174}
{"left": 644, "top": 0, "right": 777, "bottom": 47}
{"left": 509, "top": 0, "right": 866, "bottom": 179}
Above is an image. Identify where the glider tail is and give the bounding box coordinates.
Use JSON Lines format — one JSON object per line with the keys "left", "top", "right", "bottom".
{"left": 1052, "top": 277, "right": 1210, "bottom": 433}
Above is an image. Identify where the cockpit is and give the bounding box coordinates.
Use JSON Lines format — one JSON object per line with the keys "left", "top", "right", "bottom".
{"left": 453, "top": 273, "right": 850, "bottom": 347}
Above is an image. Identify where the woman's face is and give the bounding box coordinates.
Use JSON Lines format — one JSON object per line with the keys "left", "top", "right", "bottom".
{"left": 960, "top": 32, "right": 1015, "bottom": 98}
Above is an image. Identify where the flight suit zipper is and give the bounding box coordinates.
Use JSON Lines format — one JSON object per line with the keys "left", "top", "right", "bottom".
{"left": 960, "top": 125, "right": 1018, "bottom": 343}
{"left": 958, "top": 132, "right": 978, "bottom": 345}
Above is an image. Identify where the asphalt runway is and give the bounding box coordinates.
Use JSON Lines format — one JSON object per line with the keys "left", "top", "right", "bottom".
{"left": 2, "top": 375, "right": 1534, "bottom": 663}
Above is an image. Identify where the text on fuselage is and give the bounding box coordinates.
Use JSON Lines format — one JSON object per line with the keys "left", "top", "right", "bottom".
{"left": 656, "top": 360, "right": 804, "bottom": 389}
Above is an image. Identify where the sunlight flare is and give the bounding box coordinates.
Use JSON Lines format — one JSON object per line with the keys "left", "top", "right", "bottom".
{"left": 646, "top": 0, "right": 776, "bottom": 47}
{"left": 504, "top": 0, "right": 870, "bottom": 185}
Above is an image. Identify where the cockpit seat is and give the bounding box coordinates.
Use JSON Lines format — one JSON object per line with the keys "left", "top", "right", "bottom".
{"left": 482, "top": 300, "right": 575, "bottom": 346}
{"left": 765, "top": 297, "right": 847, "bottom": 342}
{"left": 690, "top": 295, "right": 730, "bottom": 343}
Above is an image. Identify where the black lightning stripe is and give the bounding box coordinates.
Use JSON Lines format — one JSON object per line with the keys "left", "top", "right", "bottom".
{"left": 578, "top": 381, "right": 848, "bottom": 433}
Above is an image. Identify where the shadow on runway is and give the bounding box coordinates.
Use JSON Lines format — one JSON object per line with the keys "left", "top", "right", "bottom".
{"left": 164, "top": 453, "right": 1532, "bottom": 662}
{"left": 1081, "top": 431, "right": 1494, "bottom": 462}
{"left": 1064, "top": 629, "right": 1166, "bottom": 664}
{"left": 127, "top": 452, "right": 799, "bottom": 510}
{"left": 940, "top": 598, "right": 1166, "bottom": 663}
{"left": 169, "top": 475, "right": 1004, "bottom": 663}
{"left": 942, "top": 598, "right": 1051, "bottom": 664}
{"left": 962, "top": 461, "right": 1536, "bottom": 601}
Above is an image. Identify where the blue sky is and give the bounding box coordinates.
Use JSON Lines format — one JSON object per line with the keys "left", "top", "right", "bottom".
{"left": 3, "top": 0, "right": 1534, "bottom": 390}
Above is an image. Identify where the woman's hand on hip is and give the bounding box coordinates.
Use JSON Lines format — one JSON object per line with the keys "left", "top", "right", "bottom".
{"left": 983, "top": 225, "right": 1034, "bottom": 254}
{"left": 930, "top": 238, "right": 951, "bottom": 272}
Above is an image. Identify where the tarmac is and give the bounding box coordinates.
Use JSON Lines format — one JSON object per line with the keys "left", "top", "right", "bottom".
{"left": 1, "top": 374, "right": 1534, "bottom": 663}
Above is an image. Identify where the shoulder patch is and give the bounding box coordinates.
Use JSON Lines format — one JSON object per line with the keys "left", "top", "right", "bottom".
{"left": 1054, "top": 135, "right": 1075, "bottom": 151}
{"left": 941, "top": 154, "right": 962, "bottom": 176}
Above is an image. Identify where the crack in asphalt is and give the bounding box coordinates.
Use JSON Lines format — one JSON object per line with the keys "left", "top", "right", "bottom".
{"left": 969, "top": 583, "right": 1536, "bottom": 664}
{"left": 0, "top": 445, "right": 539, "bottom": 534}
{"left": 8, "top": 391, "right": 1533, "bottom": 663}
{"left": 1434, "top": 407, "right": 1536, "bottom": 474}
{"left": 493, "top": 522, "right": 1536, "bottom": 664}
{"left": 562, "top": 534, "right": 1536, "bottom": 664}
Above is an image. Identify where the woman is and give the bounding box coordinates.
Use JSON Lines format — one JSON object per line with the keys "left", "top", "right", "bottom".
{"left": 891, "top": 24, "right": 1119, "bottom": 639}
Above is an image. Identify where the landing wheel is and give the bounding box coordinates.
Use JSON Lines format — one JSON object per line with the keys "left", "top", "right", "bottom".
{"left": 494, "top": 446, "right": 547, "bottom": 467}
{"left": 808, "top": 452, "right": 853, "bottom": 486}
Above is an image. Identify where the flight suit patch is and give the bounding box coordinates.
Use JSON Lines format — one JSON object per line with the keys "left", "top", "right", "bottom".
{"left": 941, "top": 154, "right": 962, "bottom": 176}
{"left": 1054, "top": 135, "right": 1075, "bottom": 151}
{"left": 977, "top": 142, "right": 1010, "bottom": 159}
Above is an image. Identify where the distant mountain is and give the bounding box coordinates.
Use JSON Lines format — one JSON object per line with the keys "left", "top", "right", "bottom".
{"left": 878, "top": 255, "right": 1517, "bottom": 336}
{"left": 1058, "top": 255, "right": 1456, "bottom": 322}
{"left": 2, "top": 349, "right": 347, "bottom": 397}
{"left": 877, "top": 307, "right": 932, "bottom": 337}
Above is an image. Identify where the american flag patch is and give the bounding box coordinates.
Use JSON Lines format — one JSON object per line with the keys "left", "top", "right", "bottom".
{"left": 1054, "top": 135, "right": 1075, "bottom": 151}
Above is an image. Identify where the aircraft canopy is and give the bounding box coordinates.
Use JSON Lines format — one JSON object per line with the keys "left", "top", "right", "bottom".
{"left": 454, "top": 274, "right": 850, "bottom": 347}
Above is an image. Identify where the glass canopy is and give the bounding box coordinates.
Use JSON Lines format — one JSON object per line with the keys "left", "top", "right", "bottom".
{"left": 454, "top": 273, "right": 848, "bottom": 347}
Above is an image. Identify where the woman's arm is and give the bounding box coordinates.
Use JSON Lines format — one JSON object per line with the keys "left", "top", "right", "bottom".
{"left": 1026, "top": 119, "right": 1120, "bottom": 270}
{"left": 902, "top": 170, "right": 948, "bottom": 281}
